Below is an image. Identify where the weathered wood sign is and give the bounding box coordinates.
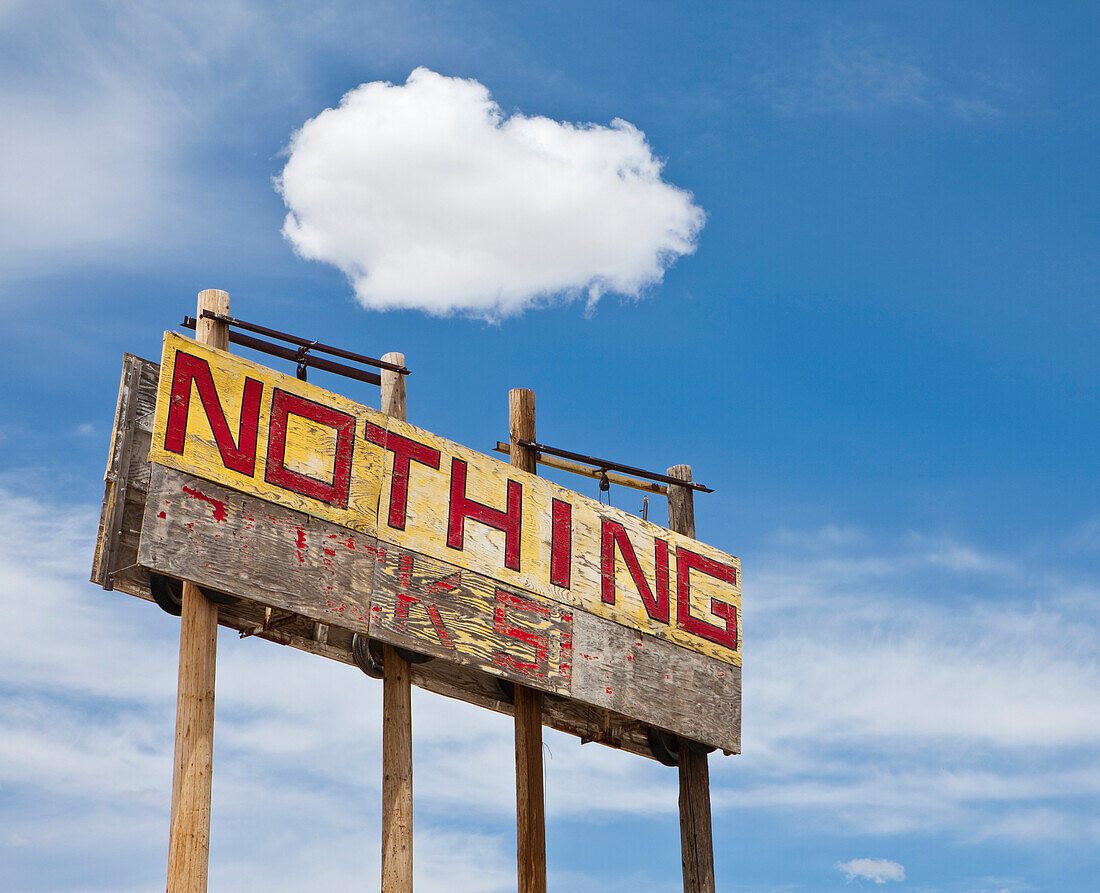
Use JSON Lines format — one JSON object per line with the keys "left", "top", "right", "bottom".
{"left": 107, "top": 333, "right": 741, "bottom": 754}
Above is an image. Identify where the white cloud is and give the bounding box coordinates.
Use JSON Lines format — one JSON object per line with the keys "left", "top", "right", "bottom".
{"left": 836, "top": 857, "right": 905, "bottom": 883}
{"left": 0, "top": 1, "right": 421, "bottom": 284}
{"left": 277, "top": 67, "right": 704, "bottom": 318}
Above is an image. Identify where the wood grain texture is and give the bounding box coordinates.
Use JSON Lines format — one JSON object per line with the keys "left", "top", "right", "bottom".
{"left": 167, "top": 289, "right": 227, "bottom": 893}
{"left": 140, "top": 465, "right": 377, "bottom": 632}
{"left": 166, "top": 581, "right": 218, "bottom": 893}
{"left": 370, "top": 544, "right": 573, "bottom": 696}
{"left": 146, "top": 333, "right": 740, "bottom": 667}
{"left": 380, "top": 351, "right": 406, "bottom": 421}
{"left": 510, "top": 387, "right": 546, "bottom": 893}
{"left": 668, "top": 463, "right": 717, "bottom": 893}
{"left": 149, "top": 331, "right": 386, "bottom": 534}
{"left": 379, "top": 348, "right": 413, "bottom": 893}
{"left": 91, "top": 354, "right": 158, "bottom": 588}
{"left": 381, "top": 642, "right": 413, "bottom": 893}
{"left": 679, "top": 745, "right": 715, "bottom": 893}
{"left": 195, "top": 289, "right": 230, "bottom": 350}
{"left": 667, "top": 464, "right": 696, "bottom": 540}
{"left": 515, "top": 685, "right": 546, "bottom": 893}
{"left": 97, "top": 341, "right": 742, "bottom": 755}
{"left": 375, "top": 418, "right": 741, "bottom": 666}
{"left": 570, "top": 611, "right": 740, "bottom": 753}
{"left": 139, "top": 475, "right": 740, "bottom": 748}
{"left": 134, "top": 454, "right": 739, "bottom": 750}
{"left": 96, "top": 417, "right": 669, "bottom": 760}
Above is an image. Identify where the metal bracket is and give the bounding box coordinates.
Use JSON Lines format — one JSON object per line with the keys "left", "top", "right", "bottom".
{"left": 295, "top": 341, "right": 319, "bottom": 381}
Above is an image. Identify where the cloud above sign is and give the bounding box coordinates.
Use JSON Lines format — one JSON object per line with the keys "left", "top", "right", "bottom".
{"left": 277, "top": 68, "right": 704, "bottom": 317}
{"left": 835, "top": 858, "right": 906, "bottom": 884}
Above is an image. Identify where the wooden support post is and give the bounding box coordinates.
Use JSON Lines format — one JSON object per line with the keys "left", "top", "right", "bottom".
{"left": 166, "top": 289, "right": 228, "bottom": 893}
{"left": 509, "top": 389, "right": 547, "bottom": 893}
{"left": 380, "top": 352, "right": 413, "bottom": 893}
{"left": 667, "top": 464, "right": 715, "bottom": 893}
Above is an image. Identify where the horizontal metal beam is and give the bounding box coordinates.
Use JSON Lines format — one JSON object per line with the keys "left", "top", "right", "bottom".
{"left": 514, "top": 440, "right": 713, "bottom": 493}
{"left": 182, "top": 318, "right": 382, "bottom": 386}
{"left": 197, "top": 310, "right": 410, "bottom": 374}
{"left": 494, "top": 443, "right": 668, "bottom": 495}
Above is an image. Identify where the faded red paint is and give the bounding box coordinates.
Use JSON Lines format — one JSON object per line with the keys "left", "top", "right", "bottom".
{"left": 550, "top": 498, "right": 572, "bottom": 588}
{"left": 492, "top": 588, "right": 549, "bottom": 677}
{"left": 558, "top": 629, "right": 572, "bottom": 682}
{"left": 427, "top": 572, "right": 459, "bottom": 594}
{"left": 391, "top": 591, "right": 455, "bottom": 649}
{"left": 181, "top": 485, "right": 228, "bottom": 522}
{"left": 675, "top": 547, "right": 738, "bottom": 650}
{"left": 425, "top": 604, "right": 454, "bottom": 648}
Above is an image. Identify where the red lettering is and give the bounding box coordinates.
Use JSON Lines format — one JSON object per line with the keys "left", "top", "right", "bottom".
{"left": 676, "top": 548, "right": 738, "bottom": 650}
{"left": 447, "top": 458, "right": 522, "bottom": 571}
{"left": 264, "top": 389, "right": 356, "bottom": 508}
{"left": 600, "top": 520, "right": 670, "bottom": 624}
{"left": 164, "top": 351, "right": 262, "bottom": 476}
{"left": 391, "top": 552, "right": 457, "bottom": 649}
{"left": 364, "top": 423, "right": 441, "bottom": 529}
{"left": 492, "top": 589, "right": 549, "bottom": 676}
{"left": 550, "top": 498, "right": 572, "bottom": 588}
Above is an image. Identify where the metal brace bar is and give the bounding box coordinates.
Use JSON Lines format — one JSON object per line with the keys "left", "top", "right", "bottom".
{"left": 514, "top": 440, "right": 714, "bottom": 493}
{"left": 197, "top": 310, "right": 409, "bottom": 374}
{"left": 182, "top": 317, "right": 382, "bottom": 386}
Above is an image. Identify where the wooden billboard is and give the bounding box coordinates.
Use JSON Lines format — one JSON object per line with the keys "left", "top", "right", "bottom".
{"left": 95, "top": 332, "right": 741, "bottom": 756}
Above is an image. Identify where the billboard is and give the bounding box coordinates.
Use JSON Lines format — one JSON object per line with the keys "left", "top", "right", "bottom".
{"left": 97, "top": 333, "right": 742, "bottom": 755}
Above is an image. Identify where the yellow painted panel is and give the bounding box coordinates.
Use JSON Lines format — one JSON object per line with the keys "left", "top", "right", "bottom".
{"left": 149, "top": 332, "right": 385, "bottom": 534}
{"left": 374, "top": 415, "right": 741, "bottom": 666}
{"left": 148, "top": 331, "right": 740, "bottom": 666}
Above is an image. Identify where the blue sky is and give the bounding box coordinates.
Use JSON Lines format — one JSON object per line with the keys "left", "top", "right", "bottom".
{"left": 1, "top": 1, "right": 1097, "bottom": 891}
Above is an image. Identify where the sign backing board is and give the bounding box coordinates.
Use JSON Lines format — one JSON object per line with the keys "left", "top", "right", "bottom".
{"left": 121, "top": 334, "right": 740, "bottom": 752}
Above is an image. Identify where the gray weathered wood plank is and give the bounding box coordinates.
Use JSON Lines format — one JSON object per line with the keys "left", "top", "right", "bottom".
{"left": 140, "top": 465, "right": 377, "bottom": 633}
{"left": 571, "top": 611, "right": 740, "bottom": 754}
{"left": 370, "top": 543, "right": 573, "bottom": 698}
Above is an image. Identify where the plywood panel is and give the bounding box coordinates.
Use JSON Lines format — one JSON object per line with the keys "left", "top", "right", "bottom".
{"left": 360, "top": 414, "right": 742, "bottom": 667}
{"left": 369, "top": 544, "right": 573, "bottom": 698}
{"left": 139, "top": 465, "right": 377, "bottom": 632}
{"left": 147, "top": 333, "right": 740, "bottom": 669}
{"left": 148, "top": 331, "right": 386, "bottom": 534}
{"left": 571, "top": 612, "right": 740, "bottom": 753}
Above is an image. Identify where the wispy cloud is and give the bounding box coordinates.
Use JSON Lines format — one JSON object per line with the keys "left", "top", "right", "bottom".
{"left": 2, "top": 485, "right": 1098, "bottom": 890}
{"left": 715, "top": 524, "right": 1100, "bottom": 841}
{"left": 755, "top": 27, "right": 1002, "bottom": 121}
{"left": 836, "top": 857, "right": 906, "bottom": 883}
{"left": 0, "top": 1, "right": 434, "bottom": 283}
